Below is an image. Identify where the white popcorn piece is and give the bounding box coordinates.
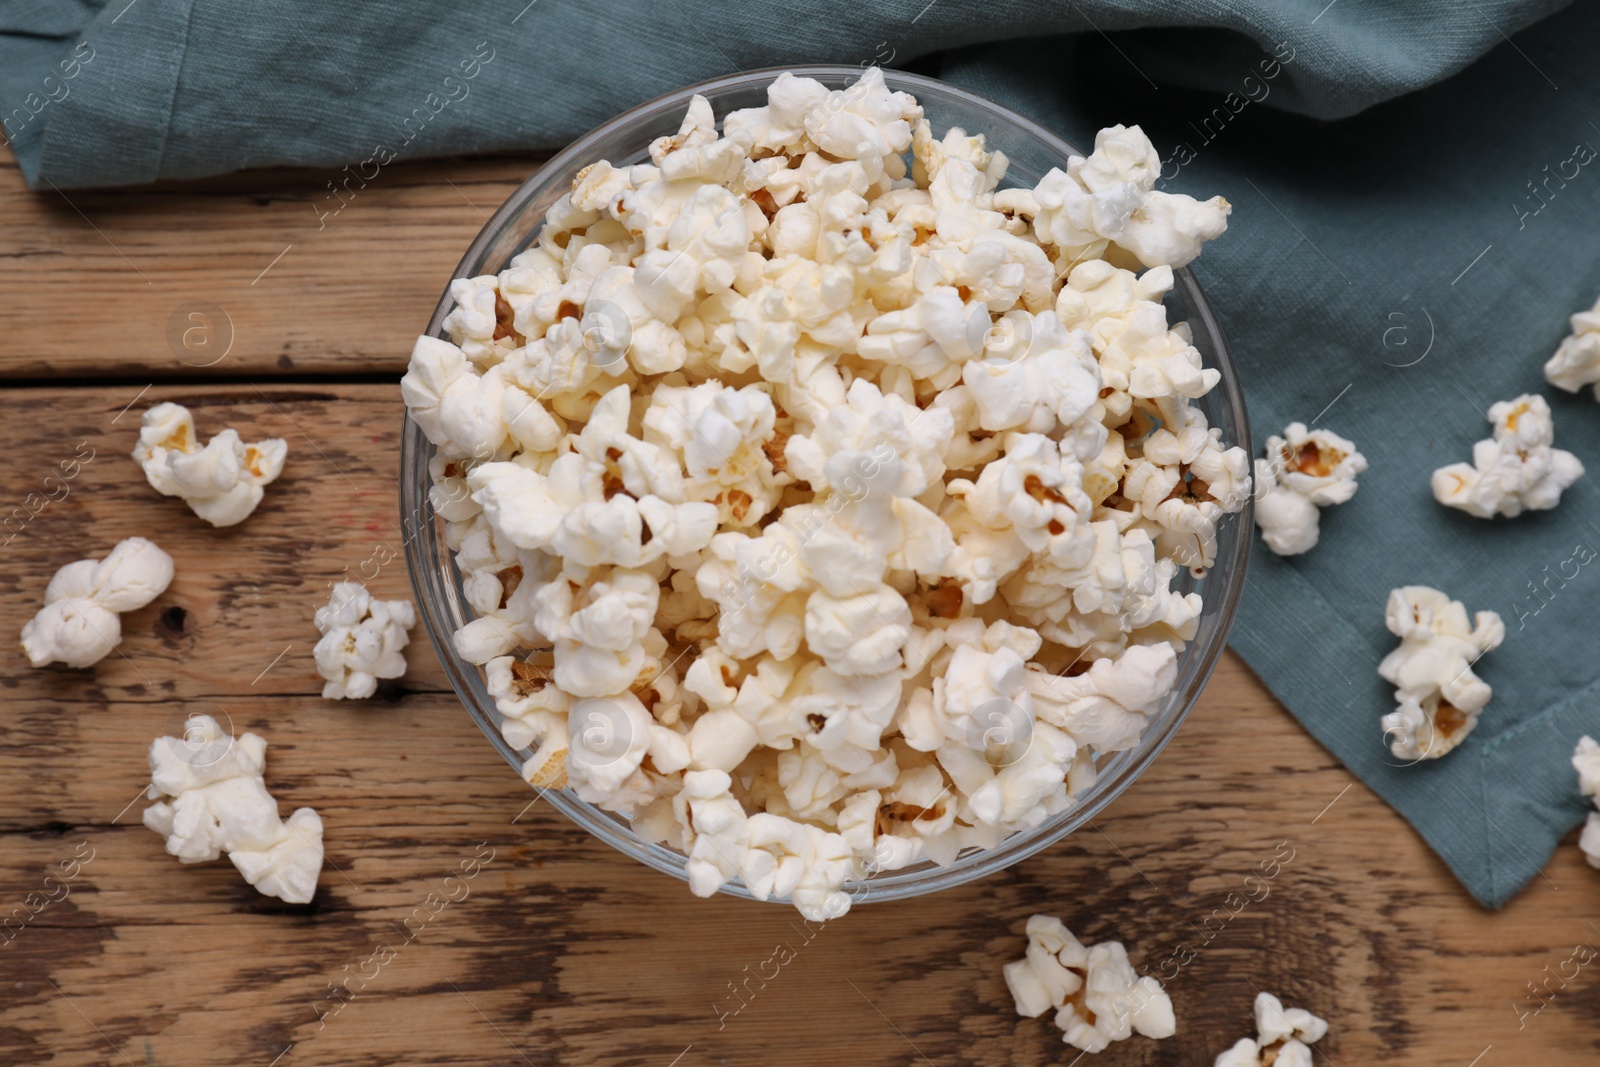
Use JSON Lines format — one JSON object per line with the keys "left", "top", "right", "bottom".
{"left": 1032, "top": 124, "right": 1230, "bottom": 269}
{"left": 642, "top": 380, "right": 787, "bottom": 526}
{"left": 486, "top": 655, "right": 572, "bottom": 787}
{"left": 801, "top": 67, "right": 921, "bottom": 184}
{"left": 1545, "top": 294, "right": 1600, "bottom": 400}
{"left": 1057, "top": 261, "right": 1218, "bottom": 427}
{"left": 1213, "top": 992, "right": 1328, "bottom": 1067}
{"left": 1378, "top": 586, "right": 1503, "bottom": 760}
{"left": 229, "top": 807, "right": 326, "bottom": 906}
{"left": 1573, "top": 735, "right": 1600, "bottom": 798}
{"left": 1003, "top": 914, "right": 1175, "bottom": 1053}
{"left": 1432, "top": 394, "right": 1583, "bottom": 518}
{"left": 962, "top": 312, "right": 1103, "bottom": 437}
{"left": 442, "top": 275, "right": 519, "bottom": 367}
{"left": 401, "top": 69, "right": 1243, "bottom": 917}
{"left": 1253, "top": 422, "right": 1367, "bottom": 556}
{"left": 132, "top": 402, "right": 287, "bottom": 527}
{"left": 21, "top": 537, "right": 175, "bottom": 669}
{"left": 1572, "top": 736, "right": 1600, "bottom": 868}
{"left": 403, "top": 336, "right": 515, "bottom": 460}
{"left": 142, "top": 714, "right": 323, "bottom": 904}
{"left": 1582, "top": 812, "right": 1600, "bottom": 870}
{"left": 312, "top": 581, "right": 416, "bottom": 700}
{"left": 1120, "top": 405, "right": 1251, "bottom": 571}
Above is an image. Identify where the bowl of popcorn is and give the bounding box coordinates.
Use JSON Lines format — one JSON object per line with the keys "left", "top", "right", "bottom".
{"left": 400, "top": 66, "right": 1251, "bottom": 919}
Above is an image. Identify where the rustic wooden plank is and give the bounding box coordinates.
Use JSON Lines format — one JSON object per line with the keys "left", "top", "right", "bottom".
{"left": 0, "top": 154, "right": 544, "bottom": 379}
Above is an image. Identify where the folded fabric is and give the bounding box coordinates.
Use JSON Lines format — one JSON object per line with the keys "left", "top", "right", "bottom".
{"left": 3, "top": 0, "right": 1598, "bottom": 908}
{"left": 0, "top": 0, "right": 1574, "bottom": 188}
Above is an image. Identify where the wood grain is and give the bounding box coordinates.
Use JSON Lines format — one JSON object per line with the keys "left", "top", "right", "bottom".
{"left": 2, "top": 181, "right": 1597, "bottom": 1067}
{"left": 0, "top": 154, "right": 543, "bottom": 380}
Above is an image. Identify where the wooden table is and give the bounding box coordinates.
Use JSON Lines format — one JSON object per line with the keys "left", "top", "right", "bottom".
{"left": 2, "top": 148, "right": 1595, "bottom": 1067}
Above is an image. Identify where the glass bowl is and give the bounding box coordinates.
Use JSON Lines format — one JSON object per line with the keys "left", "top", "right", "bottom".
{"left": 401, "top": 65, "right": 1252, "bottom": 908}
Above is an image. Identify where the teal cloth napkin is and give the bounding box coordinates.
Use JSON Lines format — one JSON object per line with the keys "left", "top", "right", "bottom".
{"left": 5, "top": 0, "right": 1598, "bottom": 907}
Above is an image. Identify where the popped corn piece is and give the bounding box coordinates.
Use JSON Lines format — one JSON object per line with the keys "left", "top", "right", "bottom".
{"left": 960, "top": 312, "right": 1103, "bottom": 437}
{"left": 1253, "top": 422, "right": 1367, "bottom": 556}
{"left": 801, "top": 67, "right": 921, "bottom": 184}
{"left": 1573, "top": 735, "right": 1600, "bottom": 798}
{"left": 313, "top": 581, "right": 416, "bottom": 700}
{"left": 1572, "top": 737, "right": 1600, "bottom": 868}
{"left": 1432, "top": 394, "right": 1583, "bottom": 518}
{"left": 442, "top": 275, "right": 519, "bottom": 367}
{"left": 142, "top": 714, "right": 323, "bottom": 904}
{"left": 1025, "top": 642, "right": 1178, "bottom": 753}
{"left": 1003, "top": 914, "right": 1175, "bottom": 1053}
{"left": 1056, "top": 261, "right": 1218, "bottom": 426}
{"left": 20, "top": 537, "right": 174, "bottom": 669}
{"left": 1212, "top": 992, "right": 1328, "bottom": 1067}
{"left": 1032, "top": 124, "right": 1229, "bottom": 269}
{"left": 1378, "top": 586, "right": 1503, "bottom": 760}
{"left": 1544, "top": 294, "right": 1600, "bottom": 400}
{"left": 1582, "top": 813, "right": 1600, "bottom": 870}
{"left": 229, "top": 808, "right": 325, "bottom": 906}
{"left": 132, "top": 402, "right": 287, "bottom": 527}
{"left": 486, "top": 655, "right": 572, "bottom": 787}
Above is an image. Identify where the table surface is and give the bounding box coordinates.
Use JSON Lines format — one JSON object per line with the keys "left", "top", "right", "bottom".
{"left": 2, "top": 148, "right": 1597, "bottom": 1067}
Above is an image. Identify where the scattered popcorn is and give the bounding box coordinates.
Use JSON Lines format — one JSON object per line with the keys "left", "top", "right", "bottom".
{"left": 142, "top": 714, "right": 323, "bottom": 904}
{"left": 132, "top": 402, "right": 287, "bottom": 527}
{"left": 312, "top": 582, "right": 416, "bottom": 700}
{"left": 1431, "top": 394, "right": 1583, "bottom": 518}
{"left": 1003, "top": 914, "right": 1175, "bottom": 1053}
{"left": 1213, "top": 992, "right": 1328, "bottom": 1067}
{"left": 1378, "top": 586, "right": 1503, "bottom": 760}
{"left": 1573, "top": 736, "right": 1600, "bottom": 868}
{"left": 20, "top": 537, "right": 174, "bottom": 668}
{"left": 402, "top": 69, "right": 1245, "bottom": 916}
{"left": 1253, "top": 422, "right": 1366, "bottom": 556}
{"left": 1544, "top": 294, "right": 1600, "bottom": 400}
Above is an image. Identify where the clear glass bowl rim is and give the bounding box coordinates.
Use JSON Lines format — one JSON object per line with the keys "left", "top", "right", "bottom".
{"left": 400, "top": 64, "right": 1254, "bottom": 907}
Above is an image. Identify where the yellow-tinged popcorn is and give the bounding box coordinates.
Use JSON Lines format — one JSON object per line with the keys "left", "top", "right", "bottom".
{"left": 132, "top": 402, "right": 286, "bottom": 527}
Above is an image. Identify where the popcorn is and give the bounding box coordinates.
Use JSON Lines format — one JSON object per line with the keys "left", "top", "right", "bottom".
{"left": 800, "top": 68, "right": 921, "bottom": 184}
{"left": 804, "top": 584, "right": 912, "bottom": 676}
{"left": 961, "top": 312, "right": 1102, "bottom": 436}
{"left": 1544, "top": 294, "right": 1600, "bottom": 399}
{"left": 21, "top": 537, "right": 174, "bottom": 668}
{"left": 1213, "top": 992, "right": 1328, "bottom": 1067}
{"left": 142, "top": 714, "right": 323, "bottom": 904}
{"left": 404, "top": 69, "right": 1243, "bottom": 917}
{"left": 485, "top": 655, "right": 571, "bottom": 787}
{"left": 1002, "top": 914, "right": 1175, "bottom": 1053}
{"left": 1057, "top": 262, "right": 1217, "bottom": 428}
{"left": 132, "top": 402, "right": 287, "bottom": 527}
{"left": 1032, "top": 124, "right": 1230, "bottom": 269}
{"left": 1574, "top": 735, "right": 1600, "bottom": 798}
{"left": 403, "top": 336, "right": 521, "bottom": 460}
{"left": 229, "top": 808, "right": 326, "bottom": 906}
{"left": 1572, "top": 736, "right": 1600, "bottom": 868}
{"left": 1432, "top": 394, "right": 1584, "bottom": 518}
{"left": 1253, "top": 422, "right": 1367, "bottom": 556}
{"left": 1124, "top": 406, "right": 1251, "bottom": 569}
{"left": 1378, "top": 586, "right": 1503, "bottom": 760}
{"left": 312, "top": 582, "right": 416, "bottom": 700}
{"left": 643, "top": 381, "right": 787, "bottom": 526}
